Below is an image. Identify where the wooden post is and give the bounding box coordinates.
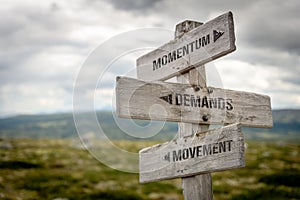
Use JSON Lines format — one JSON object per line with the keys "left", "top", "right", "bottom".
{"left": 117, "top": 12, "right": 271, "bottom": 199}
{"left": 175, "top": 20, "right": 213, "bottom": 200}
{"left": 116, "top": 11, "right": 272, "bottom": 199}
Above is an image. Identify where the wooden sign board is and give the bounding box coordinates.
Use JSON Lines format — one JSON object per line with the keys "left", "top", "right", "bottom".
{"left": 137, "top": 12, "right": 236, "bottom": 81}
{"left": 116, "top": 76, "right": 273, "bottom": 128}
{"left": 139, "top": 123, "right": 245, "bottom": 183}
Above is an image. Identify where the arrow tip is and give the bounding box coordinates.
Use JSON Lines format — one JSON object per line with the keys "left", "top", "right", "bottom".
{"left": 159, "top": 94, "right": 173, "bottom": 104}
{"left": 213, "top": 30, "right": 224, "bottom": 42}
{"left": 163, "top": 152, "right": 171, "bottom": 162}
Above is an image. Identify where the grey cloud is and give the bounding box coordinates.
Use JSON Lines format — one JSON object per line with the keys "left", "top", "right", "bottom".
{"left": 0, "top": 3, "right": 88, "bottom": 83}
{"left": 0, "top": 3, "right": 88, "bottom": 52}
{"left": 107, "top": 0, "right": 163, "bottom": 12}
{"left": 230, "top": 46, "right": 299, "bottom": 69}
{"left": 1, "top": 0, "right": 300, "bottom": 115}
{"left": 159, "top": 0, "right": 300, "bottom": 55}
{"left": 237, "top": 0, "right": 300, "bottom": 54}
{"left": 282, "top": 75, "right": 300, "bottom": 87}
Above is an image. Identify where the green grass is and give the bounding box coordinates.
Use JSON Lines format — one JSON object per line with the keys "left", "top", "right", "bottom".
{"left": 0, "top": 138, "right": 299, "bottom": 199}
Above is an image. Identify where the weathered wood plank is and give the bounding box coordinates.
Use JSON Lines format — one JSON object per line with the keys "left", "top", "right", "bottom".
{"left": 116, "top": 76, "right": 273, "bottom": 128}
{"left": 182, "top": 174, "right": 212, "bottom": 200}
{"left": 136, "top": 12, "right": 236, "bottom": 81}
{"left": 177, "top": 67, "right": 213, "bottom": 200}
{"left": 139, "top": 123, "right": 245, "bottom": 183}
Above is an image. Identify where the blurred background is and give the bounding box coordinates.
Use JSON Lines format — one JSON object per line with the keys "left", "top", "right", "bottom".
{"left": 0, "top": 0, "right": 299, "bottom": 199}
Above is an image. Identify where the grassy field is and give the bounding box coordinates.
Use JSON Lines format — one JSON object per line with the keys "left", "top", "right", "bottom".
{"left": 0, "top": 138, "right": 299, "bottom": 200}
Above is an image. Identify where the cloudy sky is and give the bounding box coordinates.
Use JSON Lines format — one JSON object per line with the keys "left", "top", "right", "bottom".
{"left": 0, "top": 0, "right": 299, "bottom": 116}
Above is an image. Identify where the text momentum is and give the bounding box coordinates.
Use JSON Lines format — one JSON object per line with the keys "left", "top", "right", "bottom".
{"left": 152, "top": 30, "right": 224, "bottom": 71}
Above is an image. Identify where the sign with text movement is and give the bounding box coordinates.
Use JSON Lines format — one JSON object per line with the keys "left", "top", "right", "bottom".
{"left": 137, "top": 12, "right": 236, "bottom": 81}
{"left": 139, "top": 123, "right": 245, "bottom": 183}
{"left": 116, "top": 76, "right": 273, "bottom": 128}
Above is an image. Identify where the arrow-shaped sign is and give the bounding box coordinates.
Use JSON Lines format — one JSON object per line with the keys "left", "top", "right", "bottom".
{"left": 139, "top": 123, "right": 245, "bottom": 183}
{"left": 137, "top": 12, "right": 236, "bottom": 81}
{"left": 116, "top": 76, "right": 273, "bottom": 128}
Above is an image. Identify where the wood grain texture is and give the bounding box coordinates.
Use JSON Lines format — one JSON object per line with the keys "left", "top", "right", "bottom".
{"left": 139, "top": 123, "right": 245, "bottom": 183}
{"left": 136, "top": 12, "right": 236, "bottom": 81}
{"left": 116, "top": 76, "right": 273, "bottom": 128}
{"left": 177, "top": 67, "right": 213, "bottom": 200}
{"left": 182, "top": 174, "right": 212, "bottom": 200}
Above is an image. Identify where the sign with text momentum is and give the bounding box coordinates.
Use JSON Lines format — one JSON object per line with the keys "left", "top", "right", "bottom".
{"left": 115, "top": 12, "right": 273, "bottom": 199}
{"left": 116, "top": 76, "right": 273, "bottom": 128}
{"left": 139, "top": 123, "right": 244, "bottom": 183}
{"left": 137, "top": 12, "right": 236, "bottom": 81}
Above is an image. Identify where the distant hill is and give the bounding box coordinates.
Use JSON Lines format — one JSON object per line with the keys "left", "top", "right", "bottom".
{"left": 0, "top": 112, "right": 177, "bottom": 141}
{"left": 243, "top": 109, "right": 300, "bottom": 141}
{"left": 0, "top": 110, "right": 299, "bottom": 141}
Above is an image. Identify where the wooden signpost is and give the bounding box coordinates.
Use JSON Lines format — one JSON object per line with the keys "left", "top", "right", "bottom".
{"left": 116, "top": 76, "right": 273, "bottom": 128}
{"left": 115, "top": 11, "right": 273, "bottom": 199}
{"left": 137, "top": 12, "right": 235, "bottom": 81}
{"left": 139, "top": 123, "right": 244, "bottom": 183}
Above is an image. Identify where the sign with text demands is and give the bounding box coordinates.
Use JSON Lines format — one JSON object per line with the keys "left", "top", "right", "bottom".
{"left": 116, "top": 76, "right": 273, "bottom": 128}
{"left": 137, "top": 12, "right": 236, "bottom": 81}
{"left": 139, "top": 123, "right": 244, "bottom": 183}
